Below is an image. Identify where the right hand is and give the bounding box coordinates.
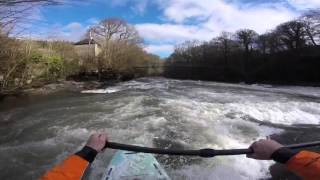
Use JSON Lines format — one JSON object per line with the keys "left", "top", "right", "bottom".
{"left": 247, "top": 139, "right": 284, "bottom": 160}
{"left": 85, "top": 133, "right": 108, "bottom": 152}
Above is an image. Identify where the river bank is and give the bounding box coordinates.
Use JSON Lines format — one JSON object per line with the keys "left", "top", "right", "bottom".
{"left": 0, "top": 72, "right": 131, "bottom": 103}
{"left": 0, "top": 69, "right": 147, "bottom": 101}
{"left": 0, "top": 81, "right": 102, "bottom": 101}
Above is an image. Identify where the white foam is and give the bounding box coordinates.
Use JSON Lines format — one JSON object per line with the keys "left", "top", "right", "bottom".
{"left": 147, "top": 117, "right": 168, "bottom": 127}
{"left": 81, "top": 87, "right": 121, "bottom": 94}
{"left": 170, "top": 158, "right": 271, "bottom": 180}
{"left": 273, "top": 85, "right": 320, "bottom": 98}
{"left": 229, "top": 101, "right": 320, "bottom": 125}
{"left": 90, "top": 79, "right": 318, "bottom": 179}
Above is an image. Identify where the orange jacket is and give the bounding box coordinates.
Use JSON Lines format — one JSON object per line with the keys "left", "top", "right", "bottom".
{"left": 41, "top": 146, "right": 97, "bottom": 180}
{"left": 286, "top": 151, "right": 320, "bottom": 180}
{"left": 41, "top": 155, "right": 89, "bottom": 180}
{"left": 41, "top": 149, "right": 320, "bottom": 180}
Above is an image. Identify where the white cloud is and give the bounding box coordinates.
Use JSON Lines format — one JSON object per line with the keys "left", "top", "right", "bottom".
{"left": 27, "top": 17, "right": 101, "bottom": 42}
{"left": 65, "top": 22, "right": 83, "bottom": 31}
{"left": 145, "top": 44, "right": 174, "bottom": 54}
{"left": 203, "top": 3, "right": 296, "bottom": 34}
{"left": 288, "top": 0, "right": 320, "bottom": 9}
{"left": 133, "top": 0, "right": 148, "bottom": 15}
{"left": 135, "top": 23, "right": 214, "bottom": 43}
{"left": 160, "top": 0, "right": 296, "bottom": 33}
{"left": 28, "top": 22, "right": 87, "bottom": 42}
{"left": 134, "top": 0, "right": 298, "bottom": 57}
{"left": 52, "top": 22, "right": 87, "bottom": 42}
{"left": 163, "top": 0, "right": 209, "bottom": 23}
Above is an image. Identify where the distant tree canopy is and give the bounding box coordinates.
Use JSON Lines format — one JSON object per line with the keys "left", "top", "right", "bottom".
{"left": 165, "top": 12, "right": 320, "bottom": 85}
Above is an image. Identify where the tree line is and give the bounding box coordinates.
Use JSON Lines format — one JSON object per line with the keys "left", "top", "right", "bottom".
{"left": 0, "top": 1, "right": 163, "bottom": 95}
{"left": 164, "top": 11, "right": 320, "bottom": 85}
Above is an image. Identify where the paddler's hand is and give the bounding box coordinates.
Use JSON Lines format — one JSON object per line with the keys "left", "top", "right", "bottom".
{"left": 85, "top": 133, "right": 108, "bottom": 152}
{"left": 247, "top": 139, "right": 284, "bottom": 160}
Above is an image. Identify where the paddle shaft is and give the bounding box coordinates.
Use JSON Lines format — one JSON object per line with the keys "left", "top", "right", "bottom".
{"left": 105, "top": 141, "right": 320, "bottom": 158}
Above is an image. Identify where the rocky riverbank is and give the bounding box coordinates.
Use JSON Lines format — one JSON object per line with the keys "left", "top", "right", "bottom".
{"left": 24, "top": 81, "right": 104, "bottom": 95}
{"left": 0, "top": 80, "right": 112, "bottom": 102}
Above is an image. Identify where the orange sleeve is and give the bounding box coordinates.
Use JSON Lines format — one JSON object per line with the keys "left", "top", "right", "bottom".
{"left": 286, "top": 151, "right": 320, "bottom": 180}
{"left": 41, "top": 155, "right": 89, "bottom": 180}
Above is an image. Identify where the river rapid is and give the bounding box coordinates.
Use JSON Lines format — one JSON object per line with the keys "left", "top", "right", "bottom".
{"left": 0, "top": 77, "right": 320, "bottom": 180}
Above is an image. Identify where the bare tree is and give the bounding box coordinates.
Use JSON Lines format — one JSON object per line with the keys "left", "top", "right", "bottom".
{"left": 0, "top": 0, "right": 61, "bottom": 35}
{"left": 300, "top": 11, "right": 320, "bottom": 46}
{"left": 173, "top": 40, "right": 201, "bottom": 63}
{"left": 275, "top": 20, "right": 308, "bottom": 50}
{"left": 304, "top": 9, "right": 320, "bottom": 20}
{"left": 235, "top": 29, "right": 258, "bottom": 75}
{"left": 0, "top": 0, "right": 60, "bottom": 6}
{"left": 89, "top": 18, "right": 141, "bottom": 45}
{"left": 256, "top": 34, "right": 268, "bottom": 55}
{"left": 236, "top": 29, "right": 258, "bottom": 54}
{"left": 88, "top": 18, "right": 142, "bottom": 77}
{"left": 256, "top": 32, "right": 284, "bottom": 55}
{"left": 215, "top": 31, "right": 235, "bottom": 69}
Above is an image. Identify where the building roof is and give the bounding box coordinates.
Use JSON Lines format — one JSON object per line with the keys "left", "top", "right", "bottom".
{"left": 74, "top": 38, "right": 100, "bottom": 45}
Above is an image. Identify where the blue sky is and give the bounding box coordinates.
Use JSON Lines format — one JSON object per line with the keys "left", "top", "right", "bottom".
{"left": 26, "top": 0, "right": 320, "bottom": 58}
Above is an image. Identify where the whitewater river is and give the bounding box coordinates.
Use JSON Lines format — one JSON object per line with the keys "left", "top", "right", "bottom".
{"left": 0, "top": 77, "right": 320, "bottom": 180}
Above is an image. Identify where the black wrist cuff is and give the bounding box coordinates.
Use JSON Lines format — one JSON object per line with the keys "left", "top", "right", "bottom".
{"left": 271, "top": 147, "right": 298, "bottom": 164}
{"left": 75, "top": 146, "right": 98, "bottom": 163}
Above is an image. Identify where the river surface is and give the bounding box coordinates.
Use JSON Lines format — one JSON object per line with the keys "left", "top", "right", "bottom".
{"left": 1, "top": 77, "right": 320, "bottom": 180}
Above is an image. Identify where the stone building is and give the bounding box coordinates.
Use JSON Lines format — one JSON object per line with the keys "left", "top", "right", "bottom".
{"left": 74, "top": 39, "right": 102, "bottom": 70}
{"left": 74, "top": 38, "right": 101, "bottom": 58}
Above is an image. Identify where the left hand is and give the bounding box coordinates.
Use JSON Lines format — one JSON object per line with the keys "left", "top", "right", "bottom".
{"left": 85, "top": 133, "right": 108, "bottom": 152}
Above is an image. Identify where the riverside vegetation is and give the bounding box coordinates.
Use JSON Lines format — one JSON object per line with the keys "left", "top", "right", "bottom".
{"left": 0, "top": 1, "right": 163, "bottom": 97}
{"left": 0, "top": 28, "right": 163, "bottom": 97}
{"left": 164, "top": 10, "right": 320, "bottom": 85}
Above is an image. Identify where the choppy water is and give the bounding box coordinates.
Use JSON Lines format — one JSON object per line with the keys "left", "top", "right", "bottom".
{"left": 1, "top": 77, "right": 320, "bottom": 180}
